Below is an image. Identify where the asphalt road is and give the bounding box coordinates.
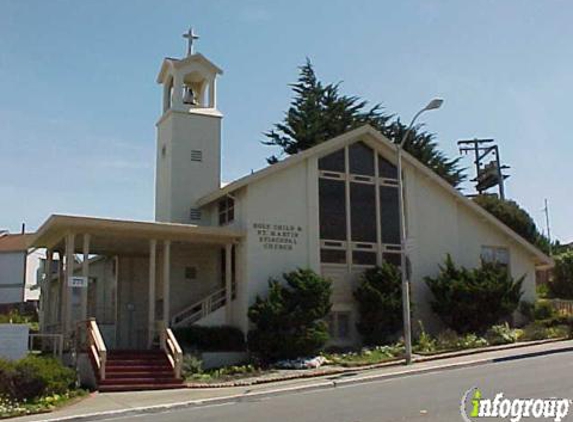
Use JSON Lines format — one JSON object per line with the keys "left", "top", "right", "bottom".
{"left": 104, "top": 351, "right": 573, "bottom": 422}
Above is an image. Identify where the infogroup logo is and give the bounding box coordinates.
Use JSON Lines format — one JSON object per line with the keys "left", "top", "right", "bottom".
{"left": 460, "top": 387, "right": 571, "bottom": 422}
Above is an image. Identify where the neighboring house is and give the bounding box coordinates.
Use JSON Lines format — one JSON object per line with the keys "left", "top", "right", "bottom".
{"left": 0, "top": 232, "right": 39, "bottom": 305}
{"left": 31, "top": 40, "right": 553, "bottom": 356}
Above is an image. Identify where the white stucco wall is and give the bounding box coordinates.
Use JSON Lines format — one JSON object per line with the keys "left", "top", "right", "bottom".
{"left": 0, "top": 251, "right": 25, "bottom": 304}
{"left": 155, "top": 110, "right": 221, "bottom": 225}
{"left": 404, "top": 161, "right": 538, "bottom": 332}
{"left": 225, "top": 135, "right": 542, "bottom": 342}
{"left": 233, "top": 158, "right": 320, "bottom": 333}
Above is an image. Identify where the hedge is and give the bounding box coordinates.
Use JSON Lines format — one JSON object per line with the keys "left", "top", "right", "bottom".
{"left": 173, "top": 325, "right": 246, "bottom": 352}
{"left": 0, "top": 356, "right": 76, "bottom": 401}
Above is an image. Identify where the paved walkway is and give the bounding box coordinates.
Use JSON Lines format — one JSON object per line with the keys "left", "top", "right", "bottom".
{"left": 10, "top": 339, "right": 573, "bottom": 422}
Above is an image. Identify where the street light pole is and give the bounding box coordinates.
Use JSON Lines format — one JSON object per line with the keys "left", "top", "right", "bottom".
{"left": 397, "top": 98, "right": 443, "bottom": 365}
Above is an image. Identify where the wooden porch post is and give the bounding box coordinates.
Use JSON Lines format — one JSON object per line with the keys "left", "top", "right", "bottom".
{"left": 148, "top": 239, "right": 157, "bottom": 347}
{"left": 162, "top": 240, "right": 171, "bottom": 326}
{"left": 64, "top": 233, "right": 75, "bottom": 335}
{"left": 225, "top": 244, "right": 233, "bottom": 324}
{"left": 42, "top": 250, "right": 53, "bottom": 332}
{"left": 81, "top": 234, "right": 90, "bottom": 322}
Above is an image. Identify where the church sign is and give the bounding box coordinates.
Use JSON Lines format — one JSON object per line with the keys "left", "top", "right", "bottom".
{"left": 253, "top": 223, "right": 302, "bottom": 251}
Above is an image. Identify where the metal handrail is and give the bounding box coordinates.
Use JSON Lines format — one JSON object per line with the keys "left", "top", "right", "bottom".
{"left": 86, "top": 318, "right": 107, "bottom": 380}
{"left": 29, "top": 333, "right": 64, "bottom": 358}
{"left": 171, "top": 287, "right": 227, "bottom": 327}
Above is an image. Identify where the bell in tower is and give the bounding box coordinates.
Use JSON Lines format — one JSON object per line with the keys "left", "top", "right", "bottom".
{"left": 182, "top": 85, "right": 197, "bottom": 106}
{"left": 156, "top": 27, "right": 223, "bottom": 113}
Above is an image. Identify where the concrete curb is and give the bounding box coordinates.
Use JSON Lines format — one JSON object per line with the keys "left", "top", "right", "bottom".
{"left": 185, "top": 337, "right": 568, "bottom": 389}
{"left": 28, "top": 340, "right": 573, "bottom": 422}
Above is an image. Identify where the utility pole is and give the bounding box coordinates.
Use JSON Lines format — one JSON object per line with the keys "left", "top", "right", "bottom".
{"left": 458, "top": 138, "right": 510, "bottom": 199}
{"left": 543, "top": 198, "right": 552, "bottom": 255}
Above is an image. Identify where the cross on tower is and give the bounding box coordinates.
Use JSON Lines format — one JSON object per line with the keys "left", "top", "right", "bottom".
{"left": 182, "top": 27, "right": 199, "bottom": 57}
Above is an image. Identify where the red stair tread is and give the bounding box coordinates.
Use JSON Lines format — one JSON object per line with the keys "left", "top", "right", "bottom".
{"left": 99, "top": 383, "right": 185, "bottom": 392}
{"left": 94, "top": 349, "right": 183, "bottom": 393}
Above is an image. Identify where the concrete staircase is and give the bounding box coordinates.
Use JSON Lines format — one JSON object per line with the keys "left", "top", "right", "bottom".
{"left": 98, "top": 350, "right": 185, "bottom": 392}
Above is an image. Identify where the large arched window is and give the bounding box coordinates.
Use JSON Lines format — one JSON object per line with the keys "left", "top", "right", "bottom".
{"left": 318, "top": 141, "right": 402, "bottom": 268}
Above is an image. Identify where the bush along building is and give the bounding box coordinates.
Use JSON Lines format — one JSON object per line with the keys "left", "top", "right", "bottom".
{"left": 32, "top": 32, "right": 553, "bottom": 390}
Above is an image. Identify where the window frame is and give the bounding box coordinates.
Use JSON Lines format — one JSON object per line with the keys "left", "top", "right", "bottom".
{"left": 317, "top": 141, "right": 402, "bottom": 269}
{"left": 218, "top": 196, "right": 235, "bottom": 226}
{"left": 481, "top": 245, "right": 511, "bottom": 271}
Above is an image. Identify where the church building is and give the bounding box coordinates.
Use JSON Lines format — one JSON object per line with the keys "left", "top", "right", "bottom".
{"left": 32, "top": 32, "right": 552, "bottom": 385}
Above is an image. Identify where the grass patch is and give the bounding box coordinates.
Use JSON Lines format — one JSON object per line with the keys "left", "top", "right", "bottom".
{"left": 0, "top": 390, "right": 87, "bottom": 419}
{"left": 185, "top": 362, "right": 264, "bottom": 383}
{"left": 322, "top": 344, "right": 403, "bottom": 367}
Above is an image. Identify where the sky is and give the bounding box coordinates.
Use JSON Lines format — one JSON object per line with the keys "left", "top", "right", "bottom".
{"left": 0, "top": 0, "right": 571, "bottom": 242}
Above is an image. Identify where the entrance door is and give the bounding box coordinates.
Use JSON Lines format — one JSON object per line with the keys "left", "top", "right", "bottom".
{"left": 116, "top": 256, "right": 149, "bottom": 349}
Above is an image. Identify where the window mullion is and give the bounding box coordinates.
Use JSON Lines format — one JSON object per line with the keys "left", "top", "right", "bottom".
{"left": 344, "top": 146, "right": 352, "bottom": 271}
{"left": 374, "top": 153, "right": 382, "bottom": 266}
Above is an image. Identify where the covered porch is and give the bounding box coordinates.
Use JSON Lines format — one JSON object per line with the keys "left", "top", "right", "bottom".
{"left": 32, "top": 215, "right": 243, "bottom": 351}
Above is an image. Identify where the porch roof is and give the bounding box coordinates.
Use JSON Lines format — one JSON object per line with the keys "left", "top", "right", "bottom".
{"left": 31, "top": 214, "right": 244, "bottom": 253}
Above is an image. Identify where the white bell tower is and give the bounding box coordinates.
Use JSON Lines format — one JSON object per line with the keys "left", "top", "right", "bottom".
{"left": 155, "top": 28, "right": 223, "bottom": 224}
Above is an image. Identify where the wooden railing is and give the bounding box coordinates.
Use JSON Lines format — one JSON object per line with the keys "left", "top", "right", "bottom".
{"left": 29, "top": 333, "right": 64, "bottom": 358}
{"left": 158, "top": 321, "right": 183, "bottom": 379}
{"left": 549, "top": 299, "right": 573, "bottom": 316}
{"left": 86, "top": 318, "right": 107, "bottom": 380}
{"left": 170, "top": 287, "right": 227, "bottom": 327}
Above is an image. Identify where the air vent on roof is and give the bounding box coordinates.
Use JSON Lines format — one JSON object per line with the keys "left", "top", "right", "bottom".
{"left": 189, "top": 208, "right": 202, "bottom": 221}
{"left": 191, "top": 150, "right": 203, "bottom": 162}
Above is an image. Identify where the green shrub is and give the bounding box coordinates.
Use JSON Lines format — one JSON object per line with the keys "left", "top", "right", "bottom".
{"left": 248, "top": 269, "right": 332, "bottom": 362}
{"left": 548, "top": 251, "right": 573, "bottom": 299}
{"left": 181, "top": 354, "right": 203, "bottom": 378}
{"left": 425, "top": 255, "right": 524, "bottom": 334}
{"left": 414, "top": 322, "right": 437, "bottom": 353}
{"left": 173, "top": 325, "right": 246, "bottom": 352}
{"left": 536, "top": 283, "right": 550, "bottom": 299}
{"left": 457, "top": 333, "right": 488, "bottom": 349}
{"left": 533, "top": 301, "right": 556, "bottom": 320}
{"left": 0, "top": 359, "right": 16, "bottom": 400}
{"left": 547, "top": 325, "right": 570, "bottom": 339}
{"left": 485, "top": 323, "right": 520, "bottom": 345}
{"left": 435, "top": 329, "right": 460, "bottom": 350}
{"left": 15, "top": 356, "right": 75, "bottom": 398}
{"left": 0, "top": 356, "right": 75, "bottom": 401}
{"left": 354, "top": 263, "right": 403, "bottom": 345}
{"left": 519, "top": 301, "right": 535, "bottom": 323}
{"left": 522, "top": 322, "right": 549, "bottom": 341}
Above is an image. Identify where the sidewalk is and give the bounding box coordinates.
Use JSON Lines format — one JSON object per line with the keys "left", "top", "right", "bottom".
{"left": 10, "top": 339, "right": 573, "bottom": 422}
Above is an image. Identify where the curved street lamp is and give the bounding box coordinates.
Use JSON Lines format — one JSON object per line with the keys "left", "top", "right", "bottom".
{"left": 397, "top": 98, "right": 443, "bottom": 365}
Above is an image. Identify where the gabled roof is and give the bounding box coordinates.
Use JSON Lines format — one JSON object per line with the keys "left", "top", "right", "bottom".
{"left": 198, "top": 125, "right": 553, "bottom": 268}
{"left": 157, "top": 53, "right": 223, "bottom": 84}
{"left": 0, "top": 233, "right": 33, "bottom": 252}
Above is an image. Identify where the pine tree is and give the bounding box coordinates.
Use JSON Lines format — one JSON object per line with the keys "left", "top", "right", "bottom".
{"left": 263, "top": 60, "right": 465, "bottom": 187}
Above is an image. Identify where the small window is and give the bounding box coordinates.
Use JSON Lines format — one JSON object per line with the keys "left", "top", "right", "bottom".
{"left": 185, "top": 266, "right": 197, "bottom": 280}
{"left": 353, "top": 251, "right": 376, "bottom": 266}
{"left": 349, "top": 142, "right": 375, "bottom": 176}
{"left": 318, "top": 149, "right": 345, "bottom": 173}
{"left": 191, "top": 150, "right": 203, "bottom": 162}
{"left": 161, "top": 145, "right": 167, "bottom": 157}
{"left": 319, "top": 179, "right": 347, "bottom": 240}
{"left": 383, "top": 252, "right": 402, "bottom": 269}
{"left": 218, "top": 196, "right": 235, "bottom": 225}
{"left": 378, "top": 154, "right": 398, "bottom": 179}
{"left": 481, "top": 246, "right": 510, "bottom": 269}
{"left": 380, "top": 186, "right": 401, "bottom": 245}
{"left": 321, "top": 249, "right": 347, "bottom": 264}
{"left": 328, "top": 312, "right": 351, "bottom": 340}
{"left": 190, "top": 208, "right": 202, "bottom": 221}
